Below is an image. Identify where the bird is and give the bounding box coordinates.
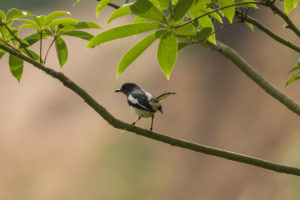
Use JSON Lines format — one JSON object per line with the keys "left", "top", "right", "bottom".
{"left": 115, "top": 83, "right": 175, "bottom": 131}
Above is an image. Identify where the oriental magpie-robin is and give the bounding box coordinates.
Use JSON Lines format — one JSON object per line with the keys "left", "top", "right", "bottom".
{"left": 115, "top": 83, "right": 175, "bottom": 131}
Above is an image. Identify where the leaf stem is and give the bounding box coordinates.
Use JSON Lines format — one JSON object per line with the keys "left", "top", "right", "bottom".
{"left": 44, "top": 37, "right": 56, "bottom": 64}
{"left": 40, "top": 31, "right": 43, "bottom": 63}
{"left": 1, "top": 43, "right": 300, "bottom": 177}
{"left": 3, "top": 23, "right": 34, "bottom": 59}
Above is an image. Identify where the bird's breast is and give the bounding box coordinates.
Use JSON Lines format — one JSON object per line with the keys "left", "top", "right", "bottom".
{"left": 130, "top": 106, "right": 154, "bottom": 118}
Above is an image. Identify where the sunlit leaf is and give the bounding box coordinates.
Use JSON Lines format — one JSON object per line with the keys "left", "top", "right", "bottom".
{"left": 117, "top": 30, "right": 164, "bottom": 77}
{"left": 197, "top": 16, "right": 216, "bottom": 44}
{"left": 49, "top": 18, "right": 78, "bottom": 27}
{"left": 55, "top": 36, "right": 68, "bottom": 67}
{"left": 218, "top": 0, "right": 235, "bottom": 23}
{"left": 87, "top": 22, "right": 163, "bottom": 48}
{"left": 194, "top": 27, "right": 212, "bottom": 40}
{"left": 62, "top": 30, "right": 93, "bottom": 40}
{"left": 130, "top": 0, "right": 167, "bottom": 23}
{"left": 0, "top": 10, "right": 6, "bottom": 20}
{"left": 19, "top": 19, "right": 39, "bottom": 30}
{"left": 96, "top": 0, "right": 112, "bottom": 16}
{"left": 286, "top": 75, "right": 300, "bottom": 86}
{"left": 245, "top": 22, "right": 254, "bottom": 31}
{"left": 46, "top": 11, "right": 70, "bottom": 25}
{"left": 174, "top": 23, "right": 197, "bottom": 35}
{"left": 107, "top": 5, "right": 132, "bottom": 24}
{"left": 72, "top": 21, "right": 101, "bottom": 29}
{"left": 9, "top": 54, "right": 24, "bottom": 82}
{"left": 157, "top": 31, "right": 178, "bottom": 80}
{"left": 6, "top": 8, "right": 28, "bottom": 21}
{"left": 288, "top": 64, "right": 300, "bottom": 74}
{"left": 173, "top": 0, "right": 194, "bottom": 21}
{"left": 133, "top": 16, "right": 147, "bottom": 23}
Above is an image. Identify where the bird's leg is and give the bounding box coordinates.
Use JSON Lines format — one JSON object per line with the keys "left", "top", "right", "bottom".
{"left": 150, "top": 115, "right": 154, "bottom": 131}
{"left": 132, "top": 116, "right": 141, "bottom": 126}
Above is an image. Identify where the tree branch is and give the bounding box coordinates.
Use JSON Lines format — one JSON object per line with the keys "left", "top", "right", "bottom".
{"left": 174, "top": 1, "right": 265, "bottom": 29}
{"left": 236, "top": 13, "right": 300, "bottom": 53}
{"left": 1, "top": 43, "right": 300, "bottom": 176}
{"left": 209, "top": 40, "right": 300, "bottom": 116}
{"left": 265, "top": 1, "right": 300, "bottom": 37}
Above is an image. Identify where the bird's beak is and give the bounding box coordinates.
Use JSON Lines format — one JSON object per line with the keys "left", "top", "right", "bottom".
{"left": 115, "top": 89, "right": 121, "bottom": 92}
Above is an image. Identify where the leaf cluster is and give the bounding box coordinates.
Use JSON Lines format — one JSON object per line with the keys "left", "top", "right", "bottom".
{"left": 0, "top": 8, "right": 100, "bottom": 82}
{"left": 90, "top": 0, "right": 260, "bottom": 79}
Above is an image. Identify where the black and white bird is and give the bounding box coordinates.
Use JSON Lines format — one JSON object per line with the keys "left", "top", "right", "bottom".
{"left": 115, "top": 83, "right": 175, "bottom": 131}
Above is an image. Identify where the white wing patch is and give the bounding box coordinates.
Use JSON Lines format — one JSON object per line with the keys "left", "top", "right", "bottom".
{"left": 128, "top": 94, "right": 151, "bottom": 111}
{"left": 128, "top": 94, "right": 138, "bottom": 104}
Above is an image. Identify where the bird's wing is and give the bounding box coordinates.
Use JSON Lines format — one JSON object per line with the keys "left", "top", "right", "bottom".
{"left": 128, "top": 93, "right": 154, "bottom": 112}
{"left": 153, "top": 92, "right": 176, "bottom": 102}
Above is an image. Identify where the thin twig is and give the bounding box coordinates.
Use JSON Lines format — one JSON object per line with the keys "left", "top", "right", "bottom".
{"left": 1, "top": 39, "right": 21, "bottom": 53}
{"left": 44, "top": 37, "right": 56, "bottom": 64}
{"left": 236, "top": 12, "right": 300, "bottom": 53}
{"left": 174, "top": 1, "right": 265, "bottom": 28}
{"left": 265, "top": 0, "right": 300, "bottom": 37}
{"left": 39, "top": 31, "right": 43, "bottom": 63}
{"left": 1, "top": 43, "right": 300, "bottom": 177}
{"left": 3, "top": 23, "right": 34, "bottom": 59}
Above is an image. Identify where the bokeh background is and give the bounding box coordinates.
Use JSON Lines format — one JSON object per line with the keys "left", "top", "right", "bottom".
{"left": 1, "top": 0, "right": 300, "bottom": 199}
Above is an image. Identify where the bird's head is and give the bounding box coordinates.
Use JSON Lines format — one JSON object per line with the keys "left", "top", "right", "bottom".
{"left": 115, "top": 83, "right": 139, "bottom": 95}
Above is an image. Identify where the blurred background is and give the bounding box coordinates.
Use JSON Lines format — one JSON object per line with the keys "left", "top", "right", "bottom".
{"left": 1, "top": 0, "right": 300, "bottom": 199}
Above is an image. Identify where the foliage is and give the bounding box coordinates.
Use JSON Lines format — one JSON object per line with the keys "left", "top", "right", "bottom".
{"left": 0, "top": 8, "right": 100, "bottom": 81}
{"left": 0, "top": 0, "right": 299, "bottom": 82}
{"left": 88, "top": 0, "right": 300, "bottom": 81}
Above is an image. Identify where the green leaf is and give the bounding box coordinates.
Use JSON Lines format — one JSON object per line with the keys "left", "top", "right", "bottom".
{"left": 107, "top": 5, "right": 132, "bottom": 24}
{"left": 24, "top": 33, "right": 47, "bottom": 47}
{"left": 218, "top": 0, "right": 235, "bottom": 23}
{"left": 284, "top": 0, "right": 298, "bottom": 14}
{"left": 9, "top": 54, "right": 24, "bottom": 82}
{"left": 174, "top": 23, "right": 197, "bottom": 35}
{"left": 194, "top": 27, "right": 212, "bottom": 40}
{"left": 19, "top": 19, "right": 39, "bottom": 30}
{"left": 0, "top": 49, "right": 6, "bottom": 59}
{"left": 49, "top": 18, "right": 78, "bottom": 27}
{"left": 19, "top": 48, "right": 41, "bottom": 62}
{"left": 245, "top": 22, "right": 254, "bottom": 31}
{"left": 87, "top": 22, "right": 163, "bottom": 48}
{"left": 197, "top": 16, "right": 216, "bottom": 44}
{"left": 46, "top": 11, "right": 70, "bottom": 25}
{"left": 6, "top": 8, "right": 28, "bottom": 21}
{"left": 55, "top": 36, "right": 68, "bottom": 67}
{"left": 157, "top": 31, "right": 178, "bottom": 80}
{"left": 178, "top": 42, "right": 189, "bottom": 51}
{"left": 149, "top": 0, "right": 170, "bottom": 10}
{"left": 133, "top": 16, "right": 147, "bottom": 23}
{"left": 72, "top": 21, "right": 101, "bottom": 29}
{"left": 288, "top": 64, "right": 300, "bottom": 74}
{"left": 62, "top": 30, "right": 93, "bottom": 40}
{"left": 117, "top": 30, "right": 164, "bottom": 77}
{"left": 235, "top": 0, "right": 258, "bottom": 8}
{"left": 286, "top": 75, "right": 300, "bottom": 86}
{"left": 96, "top": 0, "right": 112, "bottom": 16}
{"left": 206, "top": 8, "right": 223, "bottom": 23}
{"left": 0, "top": 10, "right": 6, "bottom": 20}
{"left": 173, "top": 0, "right": 194, "bottom": 21}
{"left": 130, "top": 0, "right": 167, "bottom": 23}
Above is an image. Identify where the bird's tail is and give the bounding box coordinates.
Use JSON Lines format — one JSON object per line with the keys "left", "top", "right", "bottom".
{"left": 154, "top": 92, "right": 176, "bottom": 101}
